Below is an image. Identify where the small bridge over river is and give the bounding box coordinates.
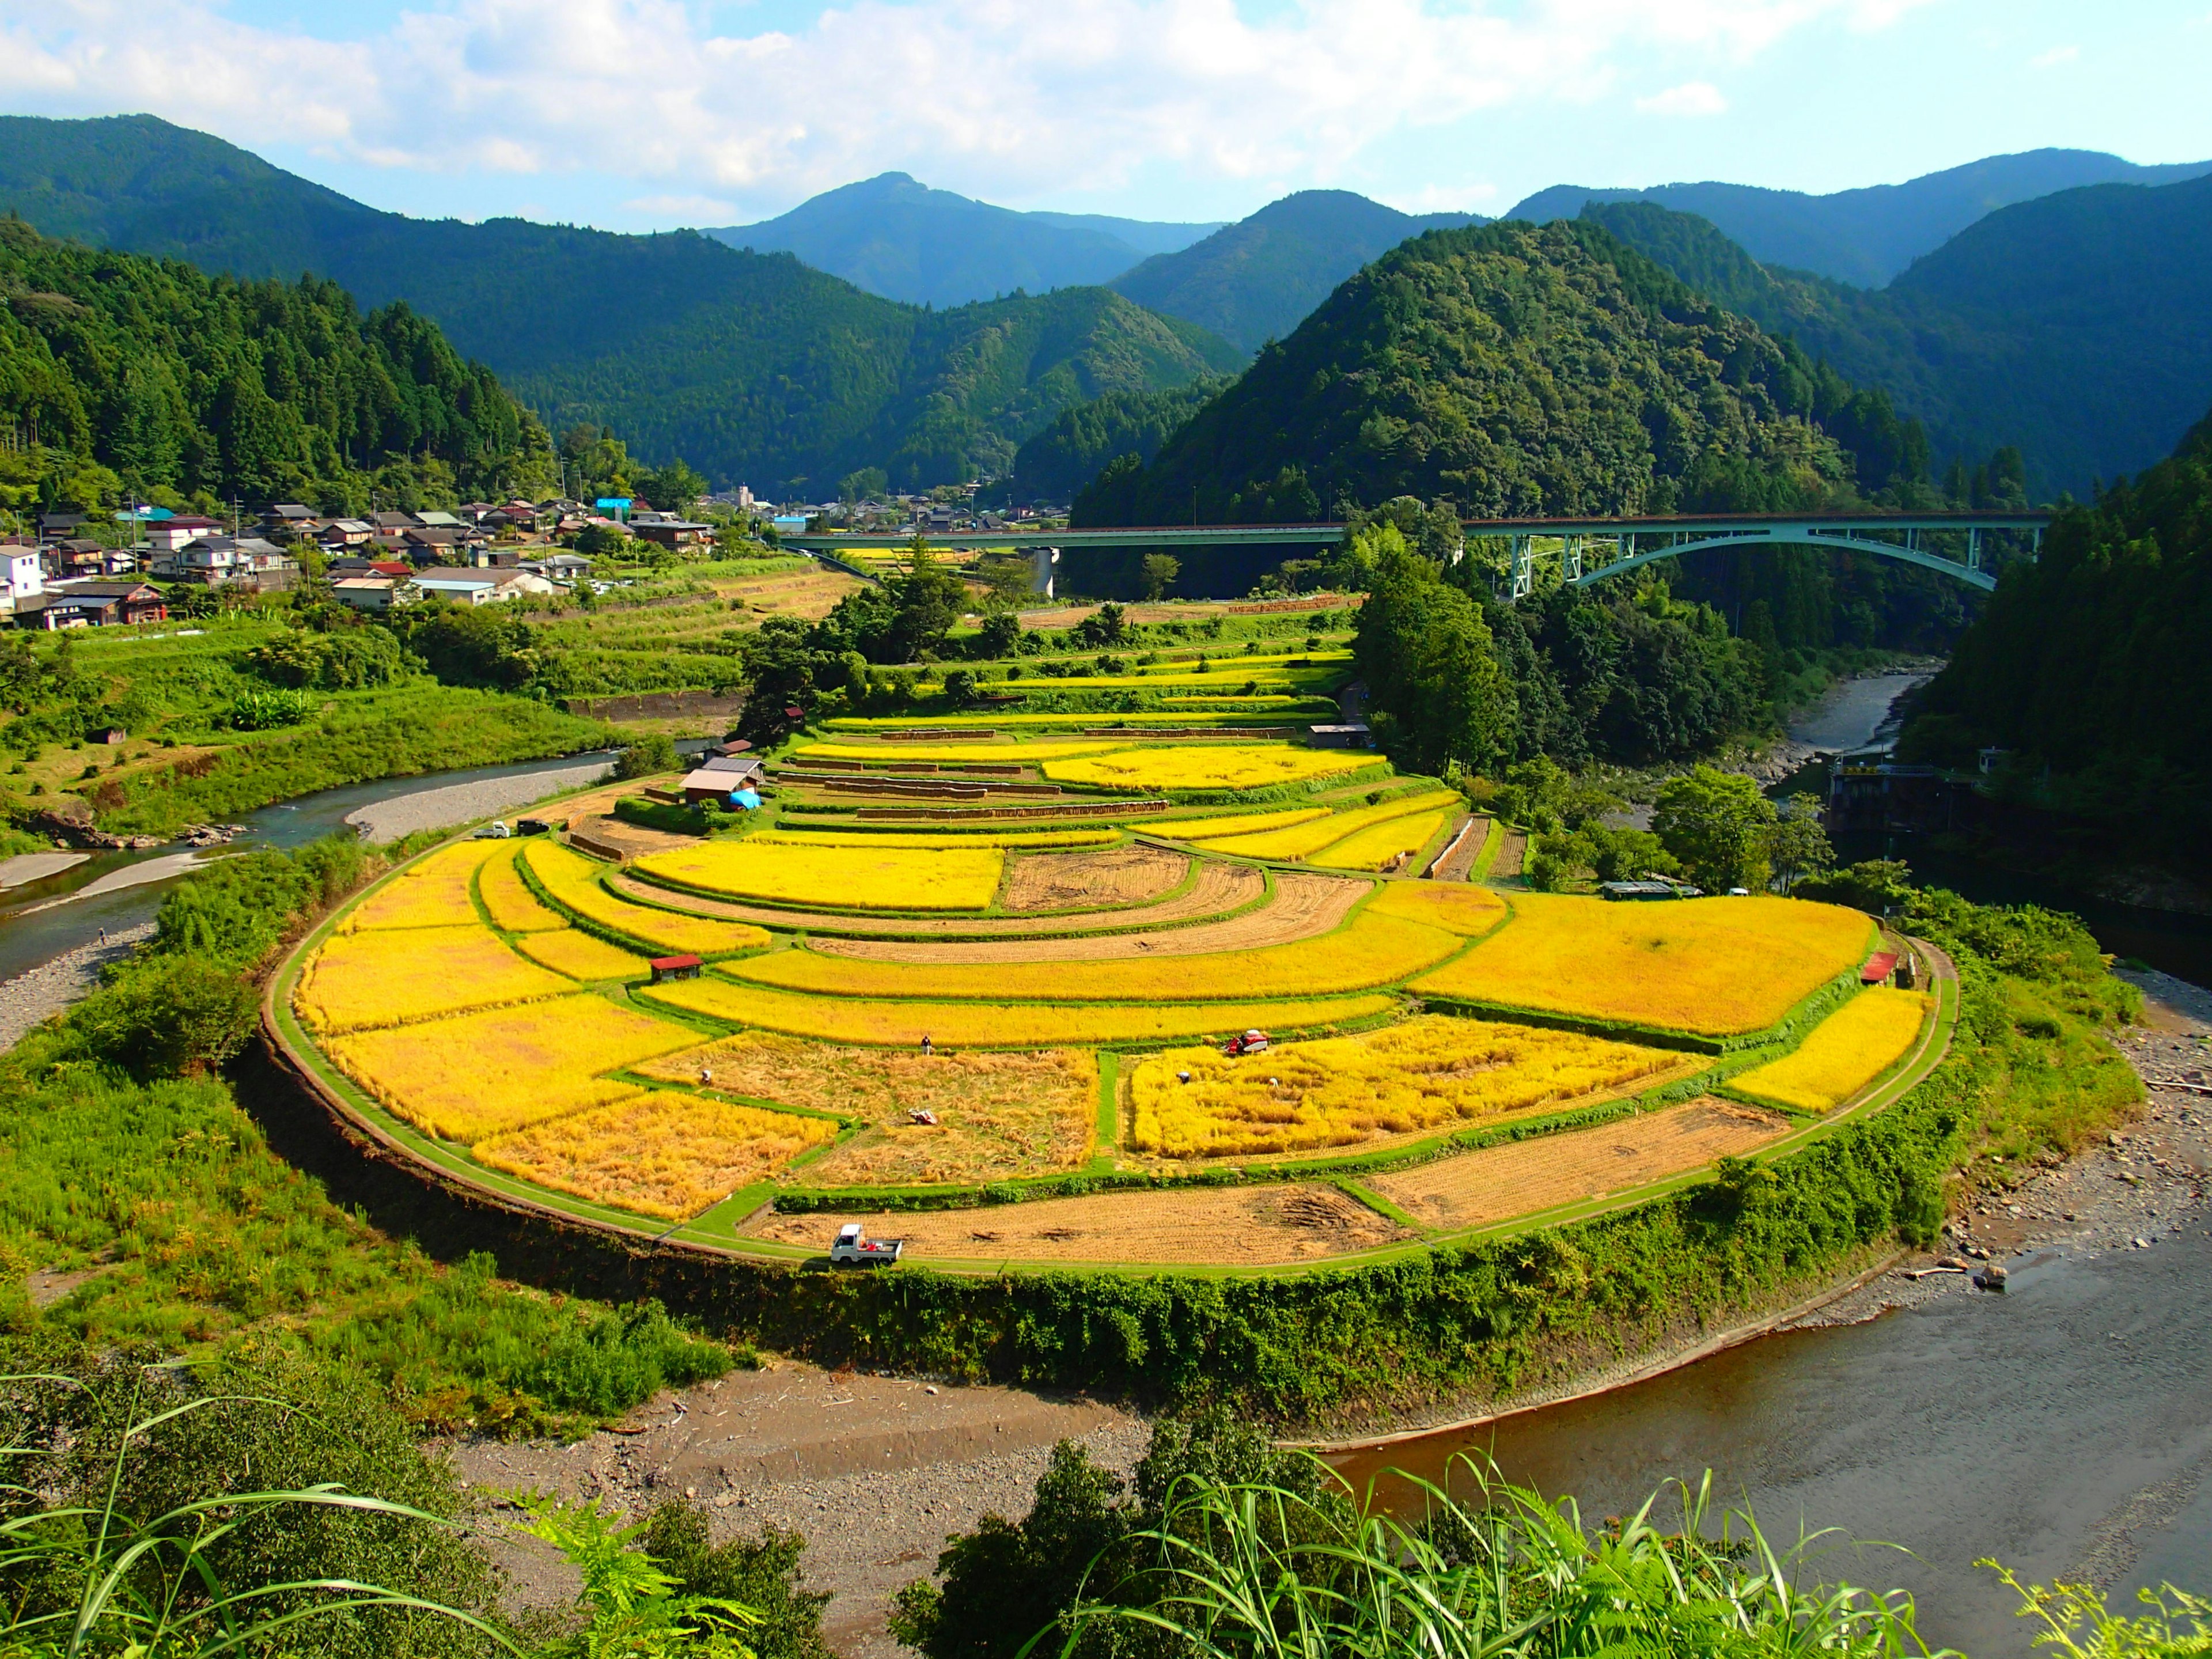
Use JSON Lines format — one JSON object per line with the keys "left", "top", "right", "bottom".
{"left": 785, "top": 511, "right": 2050, "bottom": 596}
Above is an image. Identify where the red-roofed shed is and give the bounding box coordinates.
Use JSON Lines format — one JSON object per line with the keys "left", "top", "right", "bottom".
{"left": 649, "top": 954, "right": 703, "bottom": 983}
{"left": 1861, "top": 951, "right": 1899, "bottom": 985}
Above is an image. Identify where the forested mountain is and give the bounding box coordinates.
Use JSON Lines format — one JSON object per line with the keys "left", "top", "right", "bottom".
{"left": 1078, "top": 218, "right": 1933, "bottom": 527}
{"left": 1010, "top": 380, "right": 1225, "bottom": 502}
{"left": 707, "top": 173, "right": 1218, "bottom": 308}
{"left": 1582, "top": 174, "right": 2212, "bottom": 495}
{"left": 0, "top": 115, "right": 1241, "bottom": 494}
{"left": 0, "top": 218, "right": 551, "bottom": 513}
{"left": 1902, "top": 404, "right": 2212, "bottom": 857}
{"left": 1109, "top": 191, "right": 1483, "bottom": 351}
{"left": 1510, "top": 148, "right": 2212, "bottom": 287}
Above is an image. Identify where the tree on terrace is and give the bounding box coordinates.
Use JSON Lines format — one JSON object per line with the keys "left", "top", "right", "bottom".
{"left": 1653, "top": 764, "right": 1777, "bottom": 892}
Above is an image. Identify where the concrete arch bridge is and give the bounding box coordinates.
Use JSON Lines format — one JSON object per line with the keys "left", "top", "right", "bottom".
{"left": 782, "top": 512, "right": 2051, "bottom": 598}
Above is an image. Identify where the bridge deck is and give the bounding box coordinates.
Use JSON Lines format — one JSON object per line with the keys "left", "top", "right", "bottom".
{"left": 783, "top": 510, "right": 2050, "bottom": 552}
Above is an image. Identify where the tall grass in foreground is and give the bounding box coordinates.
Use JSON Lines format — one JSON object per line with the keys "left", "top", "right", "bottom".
{"left": 1047, "top": 1456, "right": 2212, "bottom": 1659}
{"left": 1052, "top": 1456, "right": 1944, "bottom": 1659}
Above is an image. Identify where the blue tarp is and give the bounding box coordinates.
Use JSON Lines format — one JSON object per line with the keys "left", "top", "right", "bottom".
{"left": 729, "top": 789, "right": 762, "bottom": 810}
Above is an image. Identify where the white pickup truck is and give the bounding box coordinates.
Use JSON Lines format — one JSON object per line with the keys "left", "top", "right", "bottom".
{"left": 829, "top": 1222, "right": 904, "bottom": 1266}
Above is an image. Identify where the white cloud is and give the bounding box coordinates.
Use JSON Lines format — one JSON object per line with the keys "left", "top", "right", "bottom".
{"left": 0, "top": 0, "right": 1928, "bottom": 214}
{"left": 2029, "top": 43, "right": 2079, "bottom": 69}
{"left": 1634, "top": 79, "right": 1730, "bottom": 116}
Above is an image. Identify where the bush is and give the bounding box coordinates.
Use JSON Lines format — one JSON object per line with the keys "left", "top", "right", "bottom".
{"left": 615, "top": 732, "right": 680, "bottom": 779}
{"left": 63, "top": 955, "right": 261, "bottom": 1078}
{"left": 644, "top": 1501, "right": 833, "bottom": 1659}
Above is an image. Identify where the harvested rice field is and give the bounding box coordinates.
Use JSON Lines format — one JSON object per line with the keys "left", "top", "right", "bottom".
{"left": 474, "top": 1092, "right": 836, "bottom": 1219}
{"left": 745, "top": 1180, "right": 1414, "bottom": 1264}
{"left": 1368, "top": 1099, "right": 1791, "bottom": 1232}
{"left": 607, "top": 860, "right": 1266, "bottom": 938}
{"left": 1411, "top": 893, "right": 1874, "bottom": 1037}
{"left": 1001, "top": 845, "right": 1188, "bottom": 911}
{"left": 635, "top": 1035, "right": 1096, "bottom": 1186}
{"left": 805, "top": 871, "right": 1364, "bottom": 965}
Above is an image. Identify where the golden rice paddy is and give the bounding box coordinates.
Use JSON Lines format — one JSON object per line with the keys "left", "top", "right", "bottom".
{"left": 631, "top": 836, "right": 1002, "bottom": 912}
{"left": 324, "top": 994, "right": 696, "bottom": 1142}
{"left": 1209, "top": 791, "right": 1463, "bottom": 860}
{"left": 516, "top": 927, "right": 653, "bottom": 982}
{"left": 1128, "top": 1014, "right": 1683, "bottom": 1158}
{"left": 1361, "top": 881, "right": 1508, "bottom": 936}
{"left": 637, "top": 976, "right": 1398, "bottom": 1048}
{"left": 522, "top": 839, "right": 774, "bottom": 953}
{"left": 1411, "top": 893, "right": 1874, "bottom": 1037}
{"left": 722, "top": 909, "right": 1459, "bottom": 1001}
{"left": 1732, "top": 986, "right": 1930, "bottom": 1112}
{"left": 342, "top": 842, "right": 498, "bottom": 931}
{"left": 289, "top": 740, "right": 1941, "bottom": 1263}
{"left": 474, "top": 1092, "right": 836, "bottom": 1219}
{"left": 1040, "top": 744, "right": 1367, "bottom": 793}
{"left": 295, "top": 924, "right": 569, "bottom": 1033}
{"left": 1310, "top": 809, "right": 1450, "bottom": 872}
{"left": 1160, "top": 807, "right": 1331, "bottom": 840}
{"left": 478, "top": 843, "right": 569, "bottom": 931}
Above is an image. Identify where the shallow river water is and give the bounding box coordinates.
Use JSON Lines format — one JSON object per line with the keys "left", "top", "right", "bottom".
{"left": 1332, "top": 1231, "right": 2212, "bottom": 1656}
{"left": 0, "top": 751, "right": 612, "bottom": 983}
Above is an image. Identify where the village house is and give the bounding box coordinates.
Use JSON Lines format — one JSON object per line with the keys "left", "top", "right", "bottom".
{"left": 330, "top": 576, "right": 409, "bottom": 612}
{"left": 316, "top": 519, "right": 374, "bottom": 551}
{"left": 142, "top": 516, "right": 226, "bottom": 554}
{"left": 14, "top": 580, "right": 168, "bottom": 629}
{"left": 411, "top": 569, "right": 555, "bottom": 606}
{"left": 628, "top": 515, "right": 715, "bottom": 550}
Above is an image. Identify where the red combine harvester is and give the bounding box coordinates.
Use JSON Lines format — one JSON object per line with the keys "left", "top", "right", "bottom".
{"left": 1220, "top": 1029, "right": 1270, "bottom": 1057}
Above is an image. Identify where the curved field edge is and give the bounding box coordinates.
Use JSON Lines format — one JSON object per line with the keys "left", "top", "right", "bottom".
{"left": 266, "top": 843, "right": 1961, "bottom": 1281}
{"left": 256, "top": 920, "right": 2142, "bottom": 1427}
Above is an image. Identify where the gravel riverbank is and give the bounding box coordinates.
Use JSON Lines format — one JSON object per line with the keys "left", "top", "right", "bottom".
{"left": 343, "top": 758, "right": 615, "bottom": 844}
{"left": 0, "top": 921, "right": 156, "bottom": 1050}
{"left": 444, "top": 1368, "right": 1147, "bottom": 1659}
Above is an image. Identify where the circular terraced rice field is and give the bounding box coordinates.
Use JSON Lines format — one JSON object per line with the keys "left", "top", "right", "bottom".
{"left": 274, "top": 725, "right": 1948, "bottom": 1273}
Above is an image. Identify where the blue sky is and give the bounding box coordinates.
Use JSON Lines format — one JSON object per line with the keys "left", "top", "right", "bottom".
{"left": 6, "top": 0, "right": 2210, "bottom": 232}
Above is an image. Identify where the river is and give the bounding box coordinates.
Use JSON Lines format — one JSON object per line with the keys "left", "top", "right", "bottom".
{"left": 0, "top": 751, "right": 613, "bottom": 985}
{"left": 1327, "top": 672, "right": 2212, "bottom": 1656}
{"left": 1769, "top": 673, "right": 2212, "bottom": 985}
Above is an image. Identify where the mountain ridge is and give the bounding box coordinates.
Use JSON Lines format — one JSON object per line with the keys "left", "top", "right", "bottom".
{"left": 0, "top": 115, "right": 1242, "bottom": 494}
{"left": 1109, "top": 191, "right": 1486, "bottom": 351}
{"left": 1580, "top": 171, "right": 2212, "bottom": 494}
{"left": 1510, "top": 147, "right": 2212, "bottom": 287}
